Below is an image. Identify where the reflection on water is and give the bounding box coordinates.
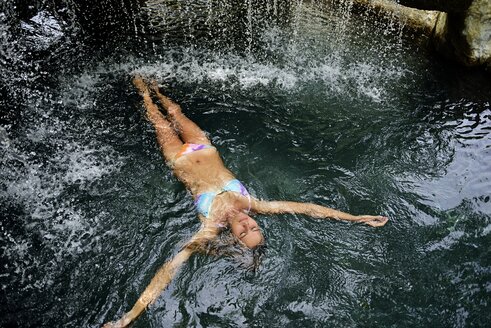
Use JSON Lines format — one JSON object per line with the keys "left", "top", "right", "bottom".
{"left": 1, "top": 0, "right": 490, "bottom": 327}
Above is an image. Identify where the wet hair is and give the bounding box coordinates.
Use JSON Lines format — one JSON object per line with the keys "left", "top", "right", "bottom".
{"left": 184, "top": 227, "right": 266, "bottom": 271}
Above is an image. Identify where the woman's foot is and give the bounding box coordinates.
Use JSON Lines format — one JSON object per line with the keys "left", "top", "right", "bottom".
{"left": 132, "top": 75, "right": 150, "bottom": 96}
{"left": 149, "top": 80, "right": 182, "bottom": 115}
{"left": 149, "top": 79, "right": 160, "bottom": 93}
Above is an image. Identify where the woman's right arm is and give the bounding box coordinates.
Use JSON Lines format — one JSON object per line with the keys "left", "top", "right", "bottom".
{"left": 103, "top": 225, "right": 219, "bottom": 328}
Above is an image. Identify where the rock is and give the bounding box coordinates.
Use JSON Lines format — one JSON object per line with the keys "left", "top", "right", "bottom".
{"left": 432, "top": 0, "right": 491, "bottom": 67}
{"left": 464, "top": 0, "right": 491, "bottom": 66}
{"left": 352, "top": 0, "right": 491, "bottom": 69}
{"left": 352, "top": 0, "right": 439, "bottom": 34}
{"left": 397, "top": 0, "right": 473, "bottom": 13}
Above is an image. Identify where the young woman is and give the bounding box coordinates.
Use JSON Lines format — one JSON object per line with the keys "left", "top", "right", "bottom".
{"left": 103, "top": 76, "right": 388, "bottom": 327}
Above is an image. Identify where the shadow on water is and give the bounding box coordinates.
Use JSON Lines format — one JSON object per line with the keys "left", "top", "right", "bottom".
{"left": 1, "top": 0, "right": 490, "bottom": 327}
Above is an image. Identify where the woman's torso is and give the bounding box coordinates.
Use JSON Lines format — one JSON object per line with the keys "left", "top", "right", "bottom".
{"left": 172, "top": 147, "right": 251, "bottom": 222}
{"left": 172, "top": 147, "right": 236, "bottom": 197}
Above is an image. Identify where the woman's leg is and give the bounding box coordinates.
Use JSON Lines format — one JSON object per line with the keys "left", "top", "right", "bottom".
{"left": 150, "top": 81, "right": 211, "bottom": 145}
{"left": 133, "top": 76, "right": 183, "bottom": 162}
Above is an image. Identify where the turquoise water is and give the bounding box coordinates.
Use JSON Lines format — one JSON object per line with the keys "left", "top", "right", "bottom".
{"left": 1, "top": 1, "right": 490, "bottom": 327}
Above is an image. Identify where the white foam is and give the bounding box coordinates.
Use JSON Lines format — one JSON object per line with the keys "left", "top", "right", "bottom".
{"left": 1, "top": 67, "right": 126, "bottom": 292}
{"left": 61, "top": 144, "right": 120, "bottom": 185}
{"left": 131, "top": 43, "right": 406, "bottom": 104}
{"left": 20, "top": 10, "right": 64, "bottom": 51}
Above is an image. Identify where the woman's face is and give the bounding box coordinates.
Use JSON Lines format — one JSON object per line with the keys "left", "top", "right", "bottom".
{"left": 228, "top": 211, "right": 264, "bottom": 248}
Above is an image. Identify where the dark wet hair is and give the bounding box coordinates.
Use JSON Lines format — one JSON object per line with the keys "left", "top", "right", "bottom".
{"left": 184, "top": 227, "right": 266, "bottom": 271}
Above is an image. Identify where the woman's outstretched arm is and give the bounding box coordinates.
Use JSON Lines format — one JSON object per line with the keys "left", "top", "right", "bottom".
{"left": 103, "top": 225, "right": 220, "bottom": 328}
{"left": 250, "top": 199, "right": 388, "bottom": 227}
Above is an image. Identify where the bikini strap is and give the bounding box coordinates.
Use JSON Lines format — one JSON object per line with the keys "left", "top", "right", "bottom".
{"left": 195, "top": 179, "right": 252, "bottom": 219}
{"left": 222, "top": 179, "right": 251, "bottom": 214}
{"left": 176, "top": 143, "right": 214, "bottom": 159}
{"left": 194, "top": 192, "right": 215, "bottom": 218}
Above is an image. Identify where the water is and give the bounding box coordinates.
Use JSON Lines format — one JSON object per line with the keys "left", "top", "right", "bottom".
{"left": 1, "top": 0, "right": 490, "bottom": 327}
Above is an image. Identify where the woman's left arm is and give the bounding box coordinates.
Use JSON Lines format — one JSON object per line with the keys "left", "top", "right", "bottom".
{"left": 250, "top": 199, "right": 388, "bottom": 227}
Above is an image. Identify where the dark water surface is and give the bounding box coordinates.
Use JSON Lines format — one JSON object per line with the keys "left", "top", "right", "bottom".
{"left": 1, "top": 0, "right": 490, "bottom": 327}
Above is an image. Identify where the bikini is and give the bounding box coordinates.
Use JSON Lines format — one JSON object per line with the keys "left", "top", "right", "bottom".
{"left": 176, "top": 143, "right": 215, "bottom": 158}
{"left": 176, "top": 143, "right": 251, "bottom": 218}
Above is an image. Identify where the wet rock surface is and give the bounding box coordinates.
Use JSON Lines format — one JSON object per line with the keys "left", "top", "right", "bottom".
{"left": 354, "top": 0, "right": 491, "bottom": 68}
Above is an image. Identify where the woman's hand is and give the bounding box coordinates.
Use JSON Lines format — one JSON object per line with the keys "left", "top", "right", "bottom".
{"left": 356, "top": 215, "right": 389, "bottom": 227}
{"left": 102, "top": 318, "right": 130, "bottom": 328}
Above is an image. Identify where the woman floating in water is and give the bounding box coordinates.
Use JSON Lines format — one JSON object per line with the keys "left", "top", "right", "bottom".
{"left": 104, "top": 76, "right": 388, "bottom": 327}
